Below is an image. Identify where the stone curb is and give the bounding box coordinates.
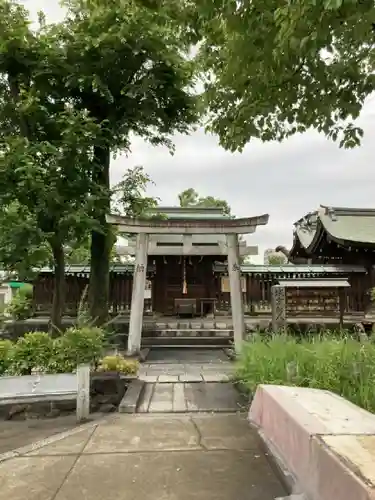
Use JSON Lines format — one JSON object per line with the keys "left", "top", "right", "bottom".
{"left": 254, "top": 425, "right": 299, "bottom": 496}
{"left": 118, "top": 379, "right": 145, "bottom": 413}
{"left": 249, "top": 385, "right": 375, "bottom": 500}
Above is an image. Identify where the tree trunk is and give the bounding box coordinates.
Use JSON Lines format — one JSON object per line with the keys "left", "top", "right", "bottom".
{"left": 50, "top": 238, "right": 65, "bottom": 334}
{"left": 89, "top": 145, "right": 111, "bottom": 325}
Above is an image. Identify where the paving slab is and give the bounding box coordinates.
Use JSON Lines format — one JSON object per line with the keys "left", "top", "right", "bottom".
{"left": 201, "top": 374, "right": 229, "bottom": 382}
{"left": 84, "top": 415, "right": 201, "bottom": 453}
{"left": 54, "top": 449, "right": 281, "bottom": 500}
{"left": 0, "top": 455, "right": 77, "bottom": 500}
{"left": 173, "top": 383, "right": 187, "bottom": 412}
{"left": 26, "top": 427, "right": 95, "bottom": 456}
{"left": 0, "top": 415, "right": 86, "bottom": 455}
{"left": 158, "top": 375, "right": 180, "bottom": 383}
{"left": 193, "top": 414, "right": 260, "bottom": 450}
{"left": 145, "top": 348, "right": 229, "bottom": 363}
{"left": 184, "top": 382, "right": 245, "bottom": 412}
{"left": 148, "top": 383, "right": 174, "bottom": 413}
{"left": 0, "top": 413, "right": 285, "bottom": 500}
{"left": 179, "top": 374, "right": 203, "bottom": 382}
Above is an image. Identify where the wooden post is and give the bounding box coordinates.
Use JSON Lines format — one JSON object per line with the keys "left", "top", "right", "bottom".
{"left": 76, "top": 364, "right": 90, "bottom": 423}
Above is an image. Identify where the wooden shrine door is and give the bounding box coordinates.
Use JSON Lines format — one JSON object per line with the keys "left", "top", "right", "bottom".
{"left": 152, "top": 256, "right": 218, "bottom": 315}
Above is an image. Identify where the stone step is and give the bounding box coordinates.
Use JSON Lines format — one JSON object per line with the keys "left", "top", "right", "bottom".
{"left": 142, "top": 329, "right": 233, "bottom": 338}
{"left": 142, "top": 336, "right": 231, "bottom": 347}
{"left": 153, "top": 322, "right": 233, "bottom": 330}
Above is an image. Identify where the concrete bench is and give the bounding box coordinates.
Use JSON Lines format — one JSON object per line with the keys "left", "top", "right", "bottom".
{"left": 249, "top": 385, "right": 375, "bottom": 500}
{"left": 0, "top": 364, "right": 90, "bottom": 422}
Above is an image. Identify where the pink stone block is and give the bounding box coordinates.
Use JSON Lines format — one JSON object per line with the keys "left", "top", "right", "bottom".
{"left": 308, "top": 435, "right": 373, "bottom": 500}
{"left": 249, "top": 385, "right": 375, "bottom": 500}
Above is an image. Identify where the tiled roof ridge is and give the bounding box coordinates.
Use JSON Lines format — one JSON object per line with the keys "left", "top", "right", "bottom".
{"left": 293, "top": 210, "right": 318, "bottom": 229}
{"left": 319, "top": 204, "right": 375, "bottom": 217}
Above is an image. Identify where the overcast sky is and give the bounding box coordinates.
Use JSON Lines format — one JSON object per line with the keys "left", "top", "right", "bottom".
{"left": 22, "top": 0, "right": 375, "bottom": 262}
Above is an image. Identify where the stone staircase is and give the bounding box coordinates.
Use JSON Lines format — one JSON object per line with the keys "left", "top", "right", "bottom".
{"left": 141, "top": 319, "right": 233, "bottom": 348}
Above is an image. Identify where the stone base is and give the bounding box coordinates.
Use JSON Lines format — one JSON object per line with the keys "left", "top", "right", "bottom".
{"left": 249, "top": 385, "right": 375, "bottom": 500}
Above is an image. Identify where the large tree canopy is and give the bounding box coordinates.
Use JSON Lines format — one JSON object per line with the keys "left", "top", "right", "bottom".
{"left": 198, "top": 0, "right": 375, "bottom": 151}
{"left": 0, "top": 1, "right": 102, "bottom": 328}
{"left": 0, "top": 0, "right": 199, "bottom": 325}
{"left": 57, "top": 0, "right": 199, "bottom": 323}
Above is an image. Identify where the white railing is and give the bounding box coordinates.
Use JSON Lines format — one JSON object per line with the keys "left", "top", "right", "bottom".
{"left": 0, "top": 364, "right": 90, "bottom": 423}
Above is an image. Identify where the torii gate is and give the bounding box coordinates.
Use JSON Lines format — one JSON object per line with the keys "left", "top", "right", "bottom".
{"left": 106, "top": 213, "right": 269, "bottom": 354}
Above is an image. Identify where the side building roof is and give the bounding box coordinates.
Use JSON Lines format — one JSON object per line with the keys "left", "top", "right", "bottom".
{"left": 290, "top": 205, "right": 375, "bottom": 257}
{"left": 34, "top": 262, "right": 367, "bottom": 278}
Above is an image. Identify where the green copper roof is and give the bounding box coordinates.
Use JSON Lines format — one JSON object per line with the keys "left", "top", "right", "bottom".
{"left": 150, "top": 206, "right": 230, "bottom": 220}
{"left": 35, "top": 263, "right": 367, "bottom": 276}
{"left": 318, "top": 205, "right": 375, "bottom": 244}
{"left": 214, "top": 263, "right": 366, "bottom": 274}
{"left": 293, "top": 205, "right": 375, "bottom": 249}
{"left": 278, "top": 278, "right": 350, "bottom": 288}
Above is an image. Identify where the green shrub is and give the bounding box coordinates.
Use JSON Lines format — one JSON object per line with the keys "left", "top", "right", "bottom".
{"left": 0, "top": 339, "right": 13, "bottom": 375}
{"left": 236, "top": 332, "right": 375, "bottom": 413}
{"left": 5, "top": 289, "right": 33, "bottom": 320}
{"left": 50, "top": 327, "right": 105, "bottom": 373}
{"left": 11, "top": 332, "right": 53, "bottom": 375}
{"left": 97, "top": 355, "right": 139, "bottom": 375}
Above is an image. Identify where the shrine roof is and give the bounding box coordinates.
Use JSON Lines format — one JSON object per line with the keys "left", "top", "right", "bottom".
{"left": 213, "top": 263, "right": 366, "bottom": 274}
{"left": 291, "top": 205, "right": 375, "bottom": 255}
{"left": 151, "top": 206, "right": 230, "bottom": 220}
{"left": 106, "top": 213, "right": 269, "bottom": 234}
{"left": 35, "top": 262, "right": 367, "bottom": 277}
{"left": 277, "top": 278, "right": 350, "bottom": 288}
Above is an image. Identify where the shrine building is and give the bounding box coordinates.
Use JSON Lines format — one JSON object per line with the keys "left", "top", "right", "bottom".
{"left": 32, "top": 205, "right": 375, "bottom": 351}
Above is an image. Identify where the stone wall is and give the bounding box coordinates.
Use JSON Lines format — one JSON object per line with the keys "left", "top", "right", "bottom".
{"left": 0, "top": 373, "right": 130, "bottom": 420}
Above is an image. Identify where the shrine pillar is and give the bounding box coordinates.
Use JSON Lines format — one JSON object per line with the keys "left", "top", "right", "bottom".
{"left": 226, "top": 233, "right": 245, "bottom": 353}
{"left": 127, "top": 233, "right": 149, "bottom": 354}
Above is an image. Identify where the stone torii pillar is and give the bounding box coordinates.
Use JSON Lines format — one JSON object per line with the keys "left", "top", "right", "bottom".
{"left": 127, "top": 233, "right": 149, "bottom": 354}
{"left": 226, "top": 234, "right": 245, "bottom": 353}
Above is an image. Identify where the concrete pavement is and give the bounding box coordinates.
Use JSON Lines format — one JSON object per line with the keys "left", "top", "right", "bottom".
{"left": 0, "top": 413, "right": 285, "bottom": 500}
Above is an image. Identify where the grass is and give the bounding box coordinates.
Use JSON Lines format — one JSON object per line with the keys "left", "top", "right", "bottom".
{"left": 236, "top": 331, "right": 375, "bottom": 413}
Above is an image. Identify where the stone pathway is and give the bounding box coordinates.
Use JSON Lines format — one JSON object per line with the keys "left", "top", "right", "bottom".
{"left": 0, "top": 413, "right": 286, "bottom": 500}
{"left": 139, "top": 347, "right": 234, "bottom": 383}
{"left": 138, "top": 382, "right": 246, "bottom": 413}
{"left": 137, "top": 348, "right": 242, "bottom": 413}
